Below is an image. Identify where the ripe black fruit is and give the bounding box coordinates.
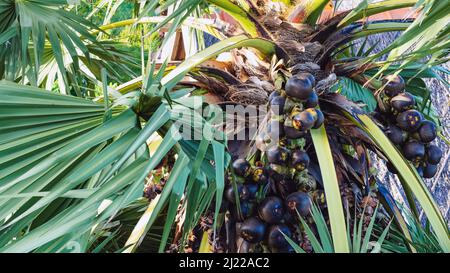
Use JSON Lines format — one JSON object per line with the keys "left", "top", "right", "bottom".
{"left": 305, "top": 92, "right": 318, "bottom": 108}
{"left": 416, "top": 165, "right": 424, "bottom": 177}
{"left": 225, "top": 184, "right": 249, "bottom": 203}
{"left": 396, "top": 110, "right": 423, "bottom": 132}
{"left": 382, "top": 75, "right": 405, "bottom": 97}
{"left": 285, "top": 191, "right": 312, "bottom": 217}
{"left": 232, "top": 158, "right": 251, "bottom": 177}
{"left": 240, "top": 217, "right": 266, "bottom": 243}
{"left": 387, "top": 125, "right": 406, "bottom": 145}
{"left": 312, "top": 109, "right": 324, "bottom": 129}
{"left": 403, "top": 141, "right": 425, "bottom": 161}
{"left": 292, "top": 111, "right": 315, "bottom": 131}
{"left": 267, "top": 146, "right": 290, "bottom": 164}
{"left": 270, "top": 96, "right": 286, "bottom": 115}
{"left": 258, "top": 196, "right": 285, "bottom": 224}
{"left": 305, "top": 73, "right": 316, "bottom": 86}
{"left": 284, "top": 125, "right": 306, "bottom": 139}
{"left": 291, "top": 150, "right": 310, "bottom": 171}
{"left": 418, "top": 120, "right": 437, "bottom": 143}
{"left": 390, "top": 92, "right": 415, "bottom": 112}
{"left": 268, "top": 91, "right": 281, "bottom": 102}
{"left": 268, "top": 119, "right": 285, "bottom": 140}
{"left": 246, "top": 183, "right": 259, "bottom": 199}
{"left": 423, "top": 164, "right": 438, "bottom": 178}
{"left": 285, "top": 73, "right": 314, "bottom": 100}
{"left": 267, "top": 224, "right": 291, "bottom": 250}
{"left": 426, "top": 144, "right": 442, "bottom": 164}
{"left": 239, "top": 201, "right": 255, "bottom": 218}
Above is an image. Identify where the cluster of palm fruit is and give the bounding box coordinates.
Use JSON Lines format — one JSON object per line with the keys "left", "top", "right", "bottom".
{"left": 376, "top": 75, "right": 442, "bottom": 178}
{"left": 222, "top": 73, "right": 325, "bottom": 253}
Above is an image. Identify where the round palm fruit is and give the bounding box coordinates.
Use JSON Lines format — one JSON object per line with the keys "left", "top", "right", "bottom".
{"left": 285, "top": 73, "right": 314, "bottom": 100}
{"left": 247, "top": 183, "right": 259, "bottom": 200}
{"left": 252, "top": 166, "right": 268, "bottom": 184}
{"left": 396, "top": 110, "right": 423, "bottom": 132}
{"left": 268, "top": 119, "right": 285, "bottom": 140}
{"left": 267, "top": 146, "right": 290, "bottom": 164}
{"left": 240, "top": 217, "right": 266, "bottom": 243}
{"left": 402, "top": 141, "right": 425, "bottom": 161}
{"left": 426, "top": 144, "right": 442, "bottom": 164}
{"left": 312, "top": 109, "right": 324, "bottom": 129}
{"left": 267, "top": 224, "right": 291, "bottom": 250}
{"left": 285, "top": 191, "right": 312, "bottom": 217}
{"left": 268, "top": 91, "right": 281, "bottom": 103}
{"left": 305, "top": 73, "right": 316, "bottom": 86}
{"left": 225, "top": 184, "right": 249, "bottom": 203}
{"left": 418, "top": 120, "right": 437, "bottom": 143}
{"left": 305, "top": 92, "right": 319, "bottom": 108}
{"left": 390, "top": 92, "right": 415, "bottom": 112}
{"left": 291, "top": 150, "right": 310, "bottom": 171}
{"left": 232, "top": 158, "right": 251, "bottom": 177}
{"left": 416, "top": 165, "right": 424, "bottom": 177}
{"left": 258, "top": 196, "right": 285, "bottom": 224}
{"left": 382, "top": 75, "right": 405, "bottom": 97}
{"left": 387, "top": 125, "right": 407, "bottom": 145}
{"left": 239, "top": 201, "right": 255, "bottom": 218}
{"left": 284, "top": 125, "right": 306, "bottom": 139}
{"left": 292, "top": 111, "right": 315, "bottom": 131}
{"left": 270, "top": 96, "right": 286, "bottom": 115}
{"left": 423, "top": 163, "right": 438, "bottom": 179}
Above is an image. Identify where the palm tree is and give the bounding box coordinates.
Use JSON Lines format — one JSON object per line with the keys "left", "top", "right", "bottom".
{"left": 0, "top": 0, "right": 448, "bottom": 253}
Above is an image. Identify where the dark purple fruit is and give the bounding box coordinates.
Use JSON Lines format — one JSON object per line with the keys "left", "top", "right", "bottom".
{"left": 284, "top": 125, "right": 306, "bottom": 139}
{"left": 423, "top": 164, "right": 438, "bottom": 178}
{"left": 285, "top": 73, "right": 314, "bottom": 100}
{"left": 292, "top": 111, "right": 315, "bottom": 131}
{"left": 251, "top": 167, "right": 268, "bottom": 184}
{"left": 268, "top": 91, "right": 281, "bottom": 102}
{"left": 396, "top": 110, "right": 423, "bottom": 132}
{"left": 305, "top": 73, "right": 316, "bottom": 87}
{"left": 291, "top": 150, "right": 310, "bottom": 171}
{"left": 312, "top": 109, "right": 324, "bottom": 129}
{"left": 416, "top": 165, "right": 424, "bottom": 177}
{"left": 285, "top": 191, "right": 312, "bottom": 217}
{"left": 390, "top": 92, "right": 415, "bottom": 112}
{"left": 267, "top": 224, "right": 291, "bottom": 250}
{"left": 258, "top": 196, "right": 285, "bottom": 224}
{"left": 426, "top": 145, "right": 442, "bottom": 164}
{"left": 246, "top": 183, "right": 259, "bottom": 199}
{"left": 305, "top": 92, "right": 319, "bottom": 108}
{"left": 225, "top": 184, "right": 249, "bottom": 203}
{"left": 240, "top": 217, "right": 266, "bottom": 243}
{"left": 270, "top": 96, "right": 286, "bottom": 115}
{"left": 403, "top": 141, "right": 425, "bottom": 161}
{"left": 239, "top": 201, "right": 255, "bottom": 218}
{"left": 267, "top": 146, "right": 290, "bottom": 164}
{"left": 387, "top": 125, "right": 406, "bottom": 145}
{"left": 418, "top": 120, "right": 437, "bottom": 143}
{"left": 382, "top": 75, "right": 405, "bottom": 97}
{"left": 268, "top": 119, "right": 285, "bottom": 140}
{"left": 232, "top": 158, "right": 251, "bottom": 177}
